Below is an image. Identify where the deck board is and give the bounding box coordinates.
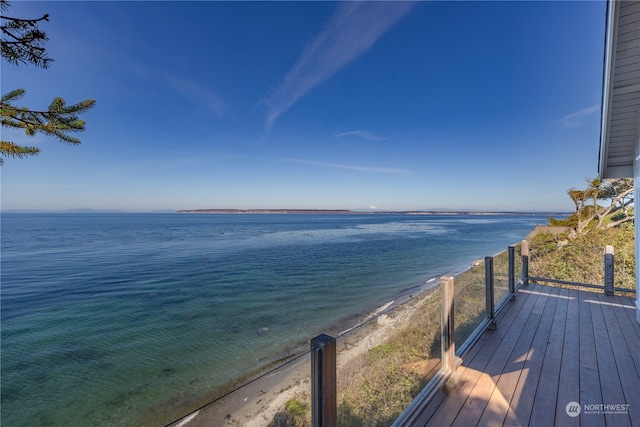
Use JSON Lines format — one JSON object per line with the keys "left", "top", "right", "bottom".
{"left": 453, "top": 299, "right": 543, "bottom": 427}
{"left": 529, "top": 286, "right": 566, "bottom": 427}
{"left": 509, "top": 285, "right": 558, "bottom": 426}
{"left": 555, "top": 288, "right": 580, "bottom": 427}
{"left": 402, "top": 284, "right": 640, "bottom": 427}
{"left": 599, "top": 293, "right": 640, "bottom": 426}
{"left": 579, "top": 291, "right": 606, "bottom": 427}
{"left": 418, "top": 281, "right": 539, "bottom": 426}
{"left": 590, "top": 293, "right": 631, "bottom": 427}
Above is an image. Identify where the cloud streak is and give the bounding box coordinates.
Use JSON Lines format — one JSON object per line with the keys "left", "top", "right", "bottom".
{"left": 260, "top": 2, "right": 415, "bottom": 126}
{"left": 165, "top": 75, "right": 228, "bottom": 117}
{"left": 334, "top": 130, "right": 387, "bottom": 141}
{"left": 559, "top": 104, "right": 599, "bottom": 127}
{"left": 284, "top": 158, "right": 413, "bottom": 175}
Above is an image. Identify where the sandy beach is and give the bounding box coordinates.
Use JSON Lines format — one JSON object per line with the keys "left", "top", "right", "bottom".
{"left": 169, "top": 283, "right": 441, "bottom": 427}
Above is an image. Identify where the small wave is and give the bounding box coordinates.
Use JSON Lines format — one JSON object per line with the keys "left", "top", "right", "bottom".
{"left": 371, "top": 300, "right": 394, "bottom": 318}
{"left": 173, "top": 411, "right": 199, "bottom": 427}
{"left": 338, "top": 300, "right": 395, "bottom": 336}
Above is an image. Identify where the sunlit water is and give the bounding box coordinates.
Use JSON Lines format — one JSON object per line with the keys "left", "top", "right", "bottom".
{"left": 1, "top": 212, "right": 548, "bottom": 426}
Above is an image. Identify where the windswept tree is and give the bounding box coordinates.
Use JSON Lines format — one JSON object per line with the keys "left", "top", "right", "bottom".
{"left": 551, "top": 177, "right": 634, "bottom": 235}
{"left": 0, "top": 0, "right": 95, "bottom": 164}
{"left": 593, "top": 178, "right": 634, "bottom": 227}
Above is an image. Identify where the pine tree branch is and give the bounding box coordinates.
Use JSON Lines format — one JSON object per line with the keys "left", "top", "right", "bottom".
{"left": 0, "top": 140, "right": 40, "bottom": 158}
{"left": 595, "top": 186, "right": 634, "bottom": 228}
{"left": 0, "top": 14, "right": 49, "bottom": 24}
{"left": 1, "top": 88, "right": 25, "bottom": 102}
{"left": 1, "top": 98, "right": 95, "bottom": 117}
{"left": 2, "top": 102, "right": 47, "bottom": 116}
{"left": 0, "top": 1, "right": 95, "bottom": 163}
{"left": 1, "top": 94, "right": 95, "bottom": 145}
{"left": 1, "top": 5, "right": 51, "bottom": 68}
{"left": 1, "top": 37, "right": 45, "bottom": 45}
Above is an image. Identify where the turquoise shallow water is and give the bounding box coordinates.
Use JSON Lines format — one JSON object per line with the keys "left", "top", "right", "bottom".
{"left": 1, "top": 212, "right": 547, "bottom": 426}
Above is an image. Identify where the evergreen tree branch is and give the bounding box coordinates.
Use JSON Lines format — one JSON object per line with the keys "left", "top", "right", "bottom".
{"left": 1, "top": 91, "right": 95, "bottom": 145}
{"left": 603, "top": 215, "right": 634, "bottom": 229}
{"left": 0, "top": 0, "right": 51, "bottom": 68}
{"left": 595, "top": 186, "right": 634, "bottom": 228}
{"left": 0, "top": 14, "right": 50, "bottom": 24}
{"left": 0, "top": 140, "right": 40, "bottom": 164}
{"left": 554, "top": 178, "right": 634, "bottom": 237}
{"left": 1, "top": 88, "right": 25, "bottom": 102}
{"left": 2, "top": 37, "right": 46, "bottom": 45}
{"left": 0, "top": 0, "right": 94, "bottom": 164}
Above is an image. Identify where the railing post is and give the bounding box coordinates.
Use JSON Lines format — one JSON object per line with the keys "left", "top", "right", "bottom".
{"left": 485, "top": 256, "right": 496, "bottom": 329}
{"left": 508, "top": 245, "right": 516, "bottom": 300}
{"left": 441, "top": 276, "right": 457, "bottom": 388}
{"left": 521, "top": 240, "right": 529, "bottom": 286}
{"left": 311, "top": 334, "right": 337, "bottom": 427}
{"left": 604, "top": 245, "right": 615, "bottom": 296}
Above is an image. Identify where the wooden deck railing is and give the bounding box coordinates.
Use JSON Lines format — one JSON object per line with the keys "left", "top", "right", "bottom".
{"left": 528, "top": 243, "right": 635, "bottom": 296}
{"left": 310, "top": 239, "right": 634, "bottom": 427}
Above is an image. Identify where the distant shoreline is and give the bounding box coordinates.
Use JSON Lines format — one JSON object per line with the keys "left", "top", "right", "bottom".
{"left": 176, "top": 209, "right": 561, "bottom": 216}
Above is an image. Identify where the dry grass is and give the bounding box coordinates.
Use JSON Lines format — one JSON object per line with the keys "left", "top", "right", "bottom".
{"left": 529, "top": 224, "right": 635, "bottom": 293}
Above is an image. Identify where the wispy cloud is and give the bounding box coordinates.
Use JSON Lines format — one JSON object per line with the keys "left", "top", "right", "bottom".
{"left": 165, "top": 75, "right": 228, "bottom": 117}
{"left": 260, "top": 2, "right": 415, "bottom": 126}
{"left": 558, "top": 104, "right": 599, "bottom": 127}
{"left": 284, "top": 158, "right": 413, "bottom": 175}
{"left": 334, "top": 130, "right": 387, "bottom": 141}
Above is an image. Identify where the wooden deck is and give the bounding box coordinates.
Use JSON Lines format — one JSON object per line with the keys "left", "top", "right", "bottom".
{"left": 408, "top": 284, "right": 640, "bottom": 427}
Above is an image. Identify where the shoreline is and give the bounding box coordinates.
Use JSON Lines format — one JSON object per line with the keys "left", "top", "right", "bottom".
{"left": 164, "top": 233, "right": 532, "bottom": 426}
{"left": 168, "top": 277, "right": 444, "bottom": 426}
{"left": 168, "top": 237, "right": 527, "bottom": 426}
{"left": 176, "top": 208, "right": 561, "bottom": 216}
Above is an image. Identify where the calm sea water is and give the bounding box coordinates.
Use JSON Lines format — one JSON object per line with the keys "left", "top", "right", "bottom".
{"left": 1, "top": 212, "right": 547, "bottom": 426}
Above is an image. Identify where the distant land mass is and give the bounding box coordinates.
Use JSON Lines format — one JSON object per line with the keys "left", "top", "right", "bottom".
{"left": 177, "top": 209, "right": 353, "bottom": 214}
{"left": 177, "top": 209, "right": 566, "bottom": 216}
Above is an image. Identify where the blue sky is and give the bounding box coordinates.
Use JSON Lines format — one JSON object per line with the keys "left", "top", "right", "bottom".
{"left": 2, "top": 1, "right": 606, "bottom": 212}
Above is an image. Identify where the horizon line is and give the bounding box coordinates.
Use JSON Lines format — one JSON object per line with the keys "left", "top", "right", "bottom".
{"left": 1, "top": 208, "right": 572, "bottom": 214}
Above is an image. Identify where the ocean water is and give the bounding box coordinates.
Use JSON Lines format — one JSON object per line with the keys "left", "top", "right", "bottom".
{"left": 1, "top": 212, "right": 546, "bottom": 426}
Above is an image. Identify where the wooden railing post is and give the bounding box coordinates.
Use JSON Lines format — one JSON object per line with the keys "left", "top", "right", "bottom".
{"left": 604, "top": 245, "right": 615, "bottom": 296}
{"left": 311, "top": 334, "right": 337, "bottom": 427}
{"left": 521, "top": 240, "right": 529, "bottom": 286}
{"left": 441, "top": 276, "right": 457, "bottom": 387}
{"left": 508, "top": 245, "right": 516, "bottom": 300}
{"left": 485, "top": 256, "right": 496, "bottom": 329}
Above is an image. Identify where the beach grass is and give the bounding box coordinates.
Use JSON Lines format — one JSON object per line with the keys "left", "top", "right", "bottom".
{"left": 528, "top": 224, "right": 635, "bottom": 294}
